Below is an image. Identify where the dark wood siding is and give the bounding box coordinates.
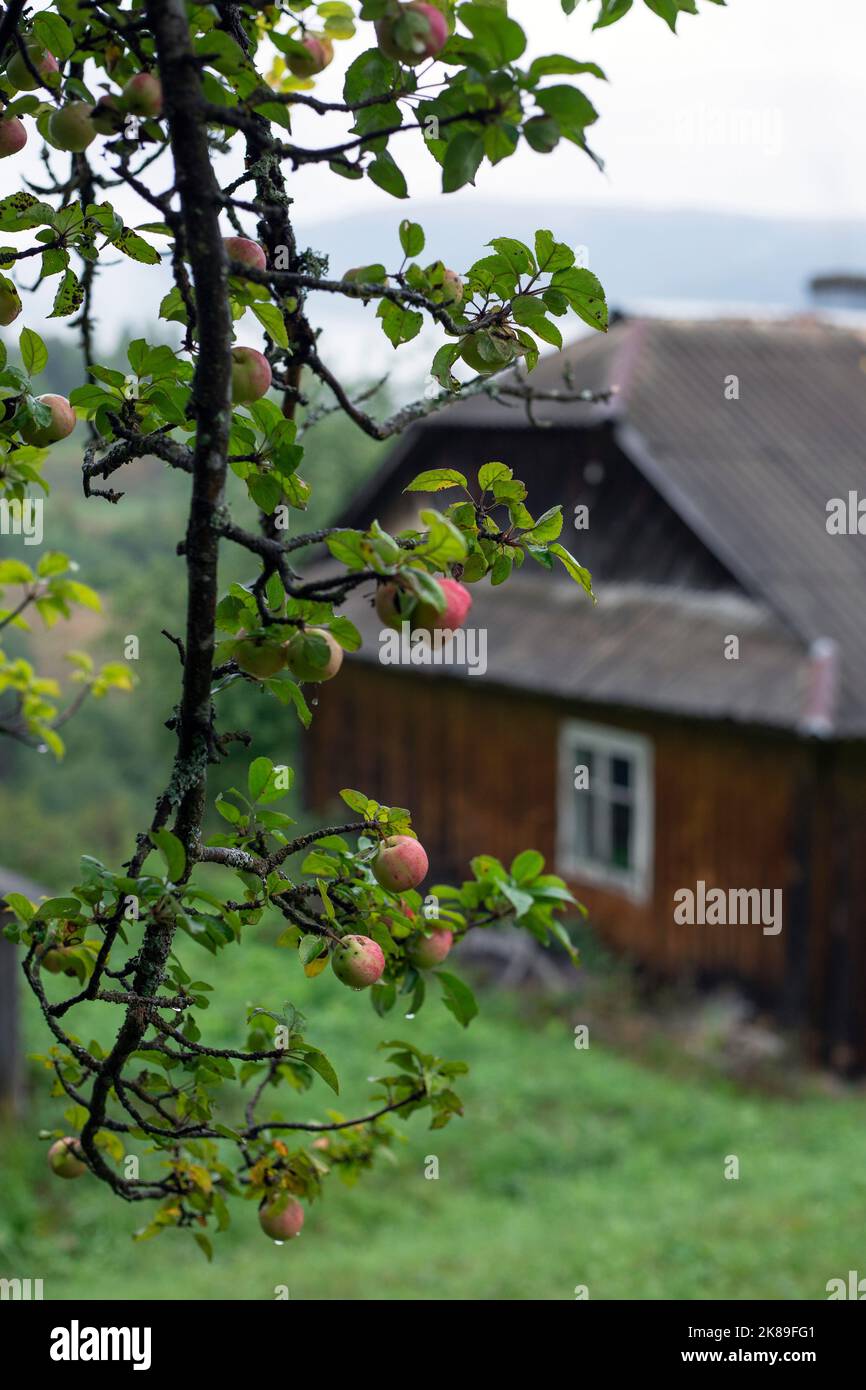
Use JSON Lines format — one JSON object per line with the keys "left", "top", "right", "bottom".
{"left": 306, "top": 662, "right": 866, "bottom": 1067}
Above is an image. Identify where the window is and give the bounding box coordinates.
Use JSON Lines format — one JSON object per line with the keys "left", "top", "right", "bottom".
{"left": 556, "top": 719, "right": 654, "bottom": 901}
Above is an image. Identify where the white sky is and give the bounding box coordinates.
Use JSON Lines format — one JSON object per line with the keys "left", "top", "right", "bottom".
{"left": 3, "top": 0, "right": 863, "bottom": 359}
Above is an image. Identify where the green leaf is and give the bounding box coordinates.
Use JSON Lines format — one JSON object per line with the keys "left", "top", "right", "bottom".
{"left": 152, "top": 830, "right": 186, "bottom": 884}
{"left": 405, "top": 469, "right": 468, "bottom": 493}
{"left": 248, "top": 757, "right": 273, "bottom": 801}
{"left": 340, "top": 788, "right": 370, "bottom": 816}
{"left": 33, "top": 12, "right": 75, "bottom": 59}
{"left": 19, "top": 327, "right": 48, "bottom": 377}
{"left": 298, "top": 934, "right": 326, "bottom": 967}
{"left": 534, "top": 229, "right": 575, "bottom": 274}
{"left": 251, "top": 301, "right": 289, "bottom": 349}
{"left": 398, "top": 219, "right": 425, "bottom": 257}
{"left": 435, "top": 970, "right": 478, "bottom": 1027}
{"left": 368, "top": 151, "right": 408, "bottom": 200}
{"left": 442, "top": 132, "right": 484, "bottom": 193}
{"left": 550, "top": 266, "right": 608, "bottom": 332}
{"left": 48, "top": 269, "right": 84, "bottom": 319}
{"left": 549, "top": 542, "right": 595, "bottom": 598}
{"left": 296, "top": 1044, "right": 340, "bottom": 1095}
{"left": 487, "top": 237, "right": 536, "bottom": 277}
{"left": 510, "top": 849, "right": 545, "bottom": 884}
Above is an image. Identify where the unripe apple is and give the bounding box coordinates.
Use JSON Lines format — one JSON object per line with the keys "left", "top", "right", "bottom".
{"left": 409, "top": 926, "right": 453, "bottom": 969}
{"left": 48, "top": 1137, "right": 87, "bottom": 1179}
{"left": 20, "top": 394, "right": 76, "bottom": 447}
{"left": 122, "top": 72, "right": 163, "bottom": 118}
{"left": 5, "top": 43, "right": 59, "bottom": 92}
{"left": 284, "top": 628, "right": 343, "bottom": 683}
{"left": 286, "top": 35, "right": 334, "bottom": 78}
{"left": 0, "top": 116, "right": 27, "bottom": 158}
{"left": 48, "top": 102, "right": 96, "bottom": 153}
{"left": 0, "top": 278, "right": 22, "bottom": 327}
{"left": 413, "top": 576, "right": 472, "bottom": 633}
{"left": 374, "top": 581, "right": 414, "bottom": 631}
{"left": 331, "top": 934, "right": 386, "bottom": 989}
{"left": 231, "top": 346, "right": 272, "bottom": 404}
{"left": 234, "top": 636, "right": 286, "bottom": 679}
{"left": 259, "top": 1194, "right": 305, "bottom": 1241}
{"left": 40, "top": 945, "right": 78, "bottom": 976}
{"left": 373, "top": 835, "right": 429, "bottom": 892}
{"left": 90, "top": 95, "right": 124, "bottom": 136}
{"left": 460, "top": 325, "right": 521, "bottom": 375}
{"left": 224, "top": 236, "right": 267, "bottom": 272}
{"left": 376, "top": 3, "right": 449, "bottom": 66}
{"left": 440, "top": 267, "right": 464, "bottom": 305}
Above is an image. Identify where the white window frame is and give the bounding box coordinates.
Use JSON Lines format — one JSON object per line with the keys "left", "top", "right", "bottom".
{"left": 556, "top": 718, "right": 654, "bottom": 903}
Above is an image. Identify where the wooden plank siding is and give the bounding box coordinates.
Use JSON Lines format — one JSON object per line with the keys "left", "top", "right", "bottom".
{"left": 306, "top": 662, "right": 866, "bottom": 1066}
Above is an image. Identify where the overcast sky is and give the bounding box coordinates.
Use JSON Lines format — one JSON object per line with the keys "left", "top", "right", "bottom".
{"left": 3, "top": 0, "right": 863, "bottom": 357}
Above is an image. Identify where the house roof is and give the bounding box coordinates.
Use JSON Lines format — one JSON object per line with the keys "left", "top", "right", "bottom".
{"left": 343, "top": 317, "right": 866, "bottom": 736}
{"left": 340, "top": 577, "right": 812, "bottom": 732}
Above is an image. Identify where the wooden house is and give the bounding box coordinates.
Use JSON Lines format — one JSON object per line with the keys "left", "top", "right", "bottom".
{"left": 305, "top": 317, "right": 866, "bottom": 1071}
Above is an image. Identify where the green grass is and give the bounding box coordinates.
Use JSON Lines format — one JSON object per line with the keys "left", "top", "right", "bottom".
{"left": 2, "top": 919, "right": 865, "bottom": 1301}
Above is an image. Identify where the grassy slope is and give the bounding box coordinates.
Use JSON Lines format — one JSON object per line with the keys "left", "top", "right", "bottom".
{"left": 2, "top": 919, "right": 865, "bottom": 1301}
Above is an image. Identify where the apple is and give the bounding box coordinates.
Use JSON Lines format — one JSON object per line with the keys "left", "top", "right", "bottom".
{"left": 122, "top": 72, "right": 163, "bottom": 118}
{"left": 0, "top": 277, "right": 22, "bottom": 327}
{"left": 0, "top": 116, "right": 27, "bottom": 158}
{"left": 286, "top": 35, "right": 334, "bottom": 78}
{"left": 259, "top": 1193, "right": 305, "bottom": 1241}
{"left": 20, "top": 394, "right": 76, "bottom": 447}
{"left": 48, "top": 102, "right": 96, "bottom": 153}
{"left": 373, "top": 835, "right": 429, "bottom": 892}
{"left": 409, "top": 926, "right": 454, "bottom": 969}
{"left": 234, "top": 637, "right": 285, "bottom": 679}
{"left": 90, "top": 95, "right": 124, "bottom": 136}
{"left": 48, "top": 1137, "right": 87, "bottom": 1179}
{"left": 284, "top": 628, "right": 343, "bottom": 683}
{"left": 231, "top": 346, "right": 272, "bottom": 404}
{"left": 224, "top": 236, "right": 267, "bottom": 272}
{"left": 460, "top": 325, "right": 522, "bottom": 375}
{"left": 39, "top": 946, "right": 78, "bottom": 976}
{"left": 5, "top": 42, "right": 59, "bottom": 92}
{"left": 440, "top": 267, "right": 464, "bottom": 305}
{"left": 413, "top": 576, "right": 472, "bottom": 633}
{"left": 376, "top": 3, "right": 449, "bottom": 66}
{"left": 374, "top": 581, "right": 415, "bottom": 631}
{"left": 331, "top": 934, "right": 386, "bottom": 989}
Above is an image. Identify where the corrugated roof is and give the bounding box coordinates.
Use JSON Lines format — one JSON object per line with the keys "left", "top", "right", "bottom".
{"left": 358, "top": 317, "right": 866, "bottom": 734}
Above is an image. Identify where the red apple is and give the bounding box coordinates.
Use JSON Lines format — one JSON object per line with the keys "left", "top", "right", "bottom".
{"left": 0, "top": 116, "right": 27, "bottom": 158}
{"left": 376, "top": 3, "right": 449, "bottom": 66}
{"left": 231, "top": 346, "right": 272, "bottom": 404}
{"left": 440, "top": 267, "right": 464, "bottom": 305}
{"left": 286, "top": 35, "right": 334, "bottom": 78}
{"left": 0, "top": 277, "right": 22, "bottom": 327}
{"left": 224, "top": 236, "right": 267, "bottom": 272}
{"left": 373, "top": 835, "right": 429, "bottom": 892}
{"left": 48, "top": 1137, "right": 87, "bottom": 1179}
{"left": 20, "top": 395, "right": 76, "bottom": 447}
{"left": 122, "top": 72, "right": 163, "bottom": 118}
{"left": 259, "top": 1194, "right": 304, "bottom": 1241}
{"left": 48, "top": 102, "right": 96, "bottom": 152}
{"left": 409, "top": 926, "right": 453, "bottom": 969}
{"left": 5, "top": 43, "right": 59, "bottom": 92}
{"left": 331, "top": 934, "right": 386, "bottom": 989}
{"left": 234, "top": 636, "right": 285, "bottom": 679}
{"left": 284, "top": 628, "right": 343, "bottom": 683}
{"left": 413, "top": 576, "right": 472, "bottom": 633}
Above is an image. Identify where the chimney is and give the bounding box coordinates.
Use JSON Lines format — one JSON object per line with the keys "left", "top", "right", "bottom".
{"left": 808, "top": 273, "right": 866, "bottom": 312}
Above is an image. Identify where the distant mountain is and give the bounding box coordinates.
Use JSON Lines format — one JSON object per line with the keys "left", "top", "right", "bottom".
{"left": 296, "top": 201, "right": 866, "bottom": 313}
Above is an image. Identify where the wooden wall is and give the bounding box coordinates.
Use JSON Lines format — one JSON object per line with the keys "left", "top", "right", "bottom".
{"left": 305, "top": 662, "right": 866, "bottom": 1067}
